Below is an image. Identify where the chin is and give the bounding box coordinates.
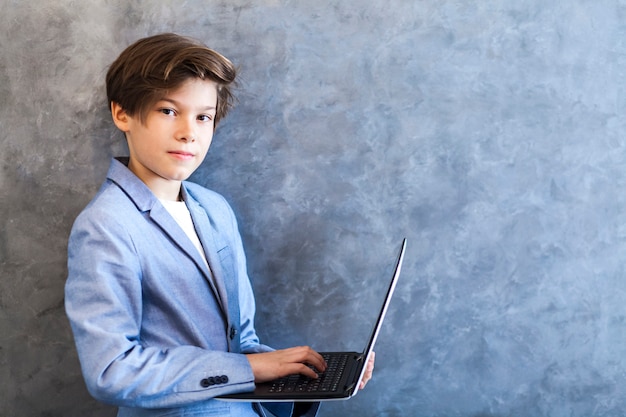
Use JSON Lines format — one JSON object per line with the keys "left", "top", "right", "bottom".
{"left": 166, "top": 171, "right": 193, "bottom": 182}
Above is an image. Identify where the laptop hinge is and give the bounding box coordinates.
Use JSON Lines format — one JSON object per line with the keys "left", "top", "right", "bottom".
{"left": 345, "top": 381, "right": 357, "bottom": 393}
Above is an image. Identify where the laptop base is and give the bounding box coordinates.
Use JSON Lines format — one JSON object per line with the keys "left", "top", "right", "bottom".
{"left": 218, "top": 351, "right": 363, "bottom": 402}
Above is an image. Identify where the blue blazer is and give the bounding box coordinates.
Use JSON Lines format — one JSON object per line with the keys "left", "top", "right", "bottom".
{"left": 65, "top": 158, "right": 272, "bottom": 416}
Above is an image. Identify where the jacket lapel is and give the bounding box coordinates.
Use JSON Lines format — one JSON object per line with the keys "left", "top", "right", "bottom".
{"left": 183, "top": 188, "right": 241, "bottom": 353}
{"left": 148, "top": 204, "right": 226, "bottom": 307}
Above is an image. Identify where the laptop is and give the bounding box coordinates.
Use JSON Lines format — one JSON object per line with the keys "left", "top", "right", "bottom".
{"left": 218, "top": 238, "right": 407, "bottom": 402}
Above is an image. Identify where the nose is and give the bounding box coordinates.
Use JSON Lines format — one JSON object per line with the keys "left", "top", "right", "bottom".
{"left": 176, "top": 117, "right": 196, "bottom": 142}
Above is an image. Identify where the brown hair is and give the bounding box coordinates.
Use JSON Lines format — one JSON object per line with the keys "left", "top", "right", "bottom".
{"left": 106, "top": 33, "right": 237, "bottom": 126}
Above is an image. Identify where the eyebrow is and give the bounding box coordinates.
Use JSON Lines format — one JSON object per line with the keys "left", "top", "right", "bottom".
{"left": 159, "top": 98, "right": 216, "bottom": 112}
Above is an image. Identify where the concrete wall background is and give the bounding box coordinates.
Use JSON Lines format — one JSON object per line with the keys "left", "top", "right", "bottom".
{"left": 3, "top": 1, "right": 626, "bottom": 416}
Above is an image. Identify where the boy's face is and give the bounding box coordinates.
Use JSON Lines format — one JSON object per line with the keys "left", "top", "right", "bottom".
{"left": 111, "top": 78, "right": 218, "bottom": 200}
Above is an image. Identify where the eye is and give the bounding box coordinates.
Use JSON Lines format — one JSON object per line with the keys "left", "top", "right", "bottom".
{"left": 197, "top": 114, "right": 214, "bottom": 122}
{"left": 159, "top": 108, "right": 176, "bottom": 116}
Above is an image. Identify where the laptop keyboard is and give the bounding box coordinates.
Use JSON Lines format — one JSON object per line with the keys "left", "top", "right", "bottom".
{"left": 268, "top": 353, "right": 350, "bottom": 393}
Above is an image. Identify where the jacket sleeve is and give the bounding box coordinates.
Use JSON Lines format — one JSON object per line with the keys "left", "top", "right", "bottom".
{"left": 64, "top": 207, "right": 257, "bottom": 408}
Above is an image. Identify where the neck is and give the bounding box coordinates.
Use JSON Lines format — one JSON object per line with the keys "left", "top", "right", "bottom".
{"left": 137, "top": 174, "right": 182, "bottom": 201}
{"left": 127, "top": 159, "right": 183, "bottom": 201}
{"left": 153, "top": 182, "right": 183, "bottom": 201}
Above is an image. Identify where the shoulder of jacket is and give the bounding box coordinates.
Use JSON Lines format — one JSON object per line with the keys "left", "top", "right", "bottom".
{"left": 73, "top": 180, "right": 140, "bottom": 229}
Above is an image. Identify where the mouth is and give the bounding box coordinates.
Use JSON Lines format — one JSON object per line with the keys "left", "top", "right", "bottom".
{"left": 168, "top": 150, "right": 195, "bottom": 161}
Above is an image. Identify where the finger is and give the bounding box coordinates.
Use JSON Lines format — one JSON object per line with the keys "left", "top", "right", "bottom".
{"left": 290, "top": 346, "right": 327, "bottom": 372}
{"left": 308, "top": 350, "right": 327, "bottom": 372}
{"left": 359, "top": 370, "right": 372, "bottom": 389}
{"left": 297, "top": 363, "right": 322, "bottom": 379}
{"left": 359, "top": 355, "right": 376, "bottom": 389}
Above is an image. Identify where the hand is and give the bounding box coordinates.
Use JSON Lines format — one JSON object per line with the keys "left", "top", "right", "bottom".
{"left": 359, "top": 352, "right": 375, "bottom": 390}
{"left": 246, "top": 346, "right": 327, "bottom": 383}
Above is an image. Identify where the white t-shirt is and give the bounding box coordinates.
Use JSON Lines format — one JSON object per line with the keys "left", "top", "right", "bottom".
{"left": 159, "top": 199, "right": 209, "bottom": 269}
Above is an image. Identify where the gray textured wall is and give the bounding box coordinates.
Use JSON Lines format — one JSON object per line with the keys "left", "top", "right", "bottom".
{"left": 2, "top": 1, "right": 626, "bottom": 416}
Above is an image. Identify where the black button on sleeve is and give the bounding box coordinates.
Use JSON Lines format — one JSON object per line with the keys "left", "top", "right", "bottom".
{"left": 200, "top": 375, "right": 229, "bottom": 388}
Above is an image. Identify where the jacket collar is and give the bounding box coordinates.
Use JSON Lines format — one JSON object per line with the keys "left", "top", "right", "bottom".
{"left": 107, "top": 157, "right": 157, "bottom": 212}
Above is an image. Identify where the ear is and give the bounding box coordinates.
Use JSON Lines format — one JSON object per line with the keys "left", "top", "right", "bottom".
{"left": 110, "top": 102, "right": 131, "bottom": 132}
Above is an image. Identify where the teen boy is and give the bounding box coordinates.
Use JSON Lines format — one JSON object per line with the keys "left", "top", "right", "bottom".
{"left": 64, "top": 33, "right": 373, "bottom": 417}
